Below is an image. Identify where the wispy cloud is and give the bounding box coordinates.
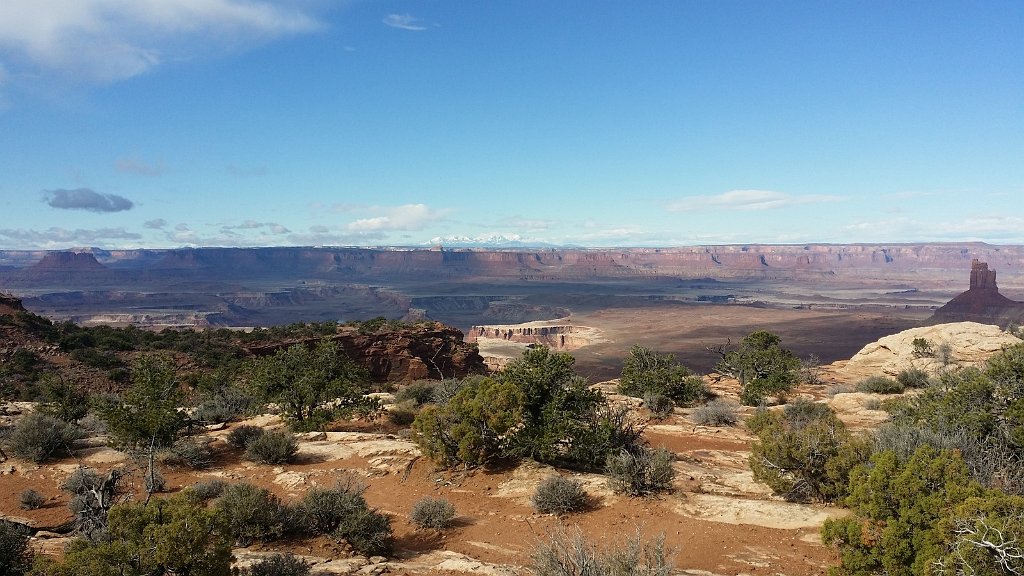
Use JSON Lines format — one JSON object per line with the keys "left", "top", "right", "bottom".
{"left": 0, "top": 226, "right": 141, "bottom": 248}
{"left": 383, "top": 13, "right": 428, "bottom": 31}
{"left": 221, "top": 220, "right": 290, "bottom": 234}
{"left": 44, "top": 188, "right": 134, "bottom": 212}
{"left": 845, "top": 215, "right": 1024, "bottom": 243}
{"left": 0, "top": 0, "right": 323, "bottom": 84}
{"left": 666, "top": 189, "right": 843, "bottom": 212}
{"left": 346, "top": 204, "right": 449, "bottom": 232}
{"left": 116, "top": 156, "right": 165, "bottom": 176}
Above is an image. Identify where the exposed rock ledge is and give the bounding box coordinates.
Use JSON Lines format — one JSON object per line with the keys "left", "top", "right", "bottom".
{"left": 466, "top": 321, "right": 604, "bottom": 351}
{"left": 836, "top": 321, "right": 1021, "bottom": 380}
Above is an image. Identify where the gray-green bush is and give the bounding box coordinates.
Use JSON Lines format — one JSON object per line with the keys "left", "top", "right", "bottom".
{"left": 216, "top": 483, "right": 290, "bottom": 546}
{"left": 19, "top": 489, "right": 45, "bottom": 510}
{"left": 643, "top": 394, "right": 674, "bottom": 420}
{"left": 532, "top": 526, "right": 673, "bottom": 576}
{"left": 605, "top": 447, "right": 675, "bottom": 497}
{"left": 227, "top": 424, "right": 265, "bottom": 450}
{"left": 4, "top": 412, "right": 82, "bottom": 463}
{"left": 691, "top": 399, "right": 739, "bottom": 427}
{"left": 295, "top": 475, "right": 394, "bottom": 556}
{"left": 409, "top": 496, "right": 456, "bottom": 529}
{"left": 532, "top": 476, "right": 588, "bottom": 515}
{"left": 855, "top": 375, "right": 905, "bottom": 394}
{"left": 243, "top": 429, "right": 298, "bottom": 465}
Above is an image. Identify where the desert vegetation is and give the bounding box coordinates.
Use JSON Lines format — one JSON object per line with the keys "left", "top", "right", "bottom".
{"left": 3, "top": 294, "right": 1024, "bottom": 576}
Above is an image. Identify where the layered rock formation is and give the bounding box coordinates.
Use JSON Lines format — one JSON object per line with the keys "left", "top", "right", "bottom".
{"left": 467, "top": 321, "right": 603, "bottom": 351}
{"left": 930, "top": 260, "right": 1024, "bottom": 325}
{"left": 245, "top": 322, "right": 487, "bottom": 382}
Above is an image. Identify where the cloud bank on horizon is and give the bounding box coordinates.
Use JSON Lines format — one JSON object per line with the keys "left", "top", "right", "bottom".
{"left": 0, "top": 2, "right": 1021, "bottom": 249}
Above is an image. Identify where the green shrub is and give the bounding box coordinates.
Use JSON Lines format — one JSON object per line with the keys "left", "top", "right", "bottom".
{"left": 19, "top": 489, "right": 45, "bottom": 510}
{"left": 912, "top": 337, "right": 935, "bottom": 358}
{"left": 295, "top": 475, "right": 393, "bottom": 556}
{"left": 216, "top": 483, "right": 290, "bottom": 546}
{"left": 335, "top": 506, "right": 393, "bottom": 557}
{"left": 387, "top": 402, "right": 418, "bottom": 426}
{"left": 895, "top": 367, "right": 931, "bottom": 389}
{"left": 691, "top": 399, "right": 739, "bottom": 427}
{"left": 855, "top": 375, "right": 905, "bottom": 394}
{"left": 715, "top": 331, "right": 801, "bottom": 406}
{"left": 605, "top": 447, "right": 675, "bottom": 497}
{"left": 242, "top": 553, "right": 312, "bottom": 576}
{"left": 192, "top": 387, "right": 251, "bottom": 424}
{"left": 243, "top": 429, "right": 298, "bottom": 465}
{"left": 409, "top": 496, "right": 456, "bottom": 529}
{"left": 186, "top": 479, "right": 228, "bottom": 501}
{"left": 394, "top": 381, "right": 437, "bottom": 406}
{"left": 4, "top": 412, "right": 82, "bottom": 463}
{"left": 227, "top": 424, "right": 265, "bottom": 449}
{"left": 747, "top": 401, "right": 870, "bottom": 503}
{"left": 619, "top": 345, "right": 708, "bottom": 406}
{"left": 643, "top": 394, "right": 674, "bottom": 420}
{"left": 431, "top": 377, "right": 473, "bottom": 405}
{"left": 532, "top": 476, "right": 588, "bottom": 515}
{"left": 0, "top": 520, "right": 32, "bottom": 576}
{"left": 532, "top": 526, "right": 672, "bottom": 576}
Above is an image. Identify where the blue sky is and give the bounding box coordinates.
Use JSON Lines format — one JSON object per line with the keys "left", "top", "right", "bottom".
{"left": 0, "top": 1, "right": 1021, "bottom": 249}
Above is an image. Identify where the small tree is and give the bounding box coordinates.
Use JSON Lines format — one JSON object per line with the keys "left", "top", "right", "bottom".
{"left": 95, "top": 355, "right": 186, "bottom": 502}
{"left": 714, "top": 331, "right": 800, "bottom": 406}
{"left": 747, "top": 400, "right": 870, "bottom": 502}
{"left": 32, "top": 494, "right": 232, "bottom": 576}
{"left": 619, "top": 345, "right": 708, "bottom": 406}
{"left": 241, "top": 339, "right": 374, "bottom": 431}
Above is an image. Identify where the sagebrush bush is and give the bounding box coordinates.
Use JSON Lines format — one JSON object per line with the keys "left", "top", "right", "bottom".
{"left": 532, "top": 526, "right": 672, "bottom": 576}
{"left": 293, "top": 476, "right": 393, "bottom": 555}
{"left": 19, "top": 489, "right": 45, "bottom": 510}
{"left": 691, "top": 399, "right": 739, "bottom": 427}
{"left": 216, "top": 483, "right": 290, "bottom": 546}
{"left": 242, "top": 553, "right": 312, "bottom": 576}
{"left": 532, "top": 476, "right": 588, "bottom": 515}
{"left": 410, "top": 496, "right": 456, "bottom": 529}
{"left": 895, "top": 367, "right": 931, "bottom": 389}
{"left": 335, "top": 506, "right": 393, "bottom": 557}
{"left": 855, "top": 375, "right": 905, "bottom": 394}
{"left": 159, "top": 437, "right": 214, "bottom": 469}
{"left": 394, "top": 381, "right": 437, "bottom": 406}
{"left": 643, "top": 394, "right": 674, "bottom": 420}
{"left": 244, "top": 429, "right": 298, "bottom": 465}
{"left": 387, "top": 402, "right": 418, "bottom": 426}
{"left": 605, "top": 447, "right": 675, "bottom": 497}
{"left": 187, "top": 479, "right": 228, "bottom": 500}
{"left": 5, "top": 412, "right": 82, "bottom": 463}
{"left": 192, "top": 387, "right": 252, "bottom": 424}
{"left": 227, "top": 424, "right": 265, "bottom": 450}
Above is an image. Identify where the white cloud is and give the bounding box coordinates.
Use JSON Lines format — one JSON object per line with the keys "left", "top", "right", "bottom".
{"left": 0, "top": 0, "right": 323, "bottom": 83}
{"left": 0, "top": 226, "right": 141, "bottom": 248}
{"left": 383, "top": 13, "right": 427, "bottom": 31}
{"left": 845, "top": 215, "right": 1024, "bottom": 243}
{"left": 346, "top": 203, "right": 449, "bottom": 232}
{"left": 666, "top": 189, "right": 843, "bottom": 212}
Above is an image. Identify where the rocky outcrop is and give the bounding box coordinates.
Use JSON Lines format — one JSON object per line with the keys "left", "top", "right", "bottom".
{"left": 0, "top": 293, "right": 26, "bottom": 315}
{"left": 837, "top": 322, "right": 1021, "bottom": 380}
{"left": 930, "top": 260, "right": 1024, "bottom": 325}
{"left": 245, "top": 322, "right": 487, "bottom": 382}
{"left": 467, "top": 321, "right": 604, "bottom": 351}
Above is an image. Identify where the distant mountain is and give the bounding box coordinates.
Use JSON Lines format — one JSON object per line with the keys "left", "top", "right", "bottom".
{"left": 424, "top": 234, "right": 571, "bottom": 248}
